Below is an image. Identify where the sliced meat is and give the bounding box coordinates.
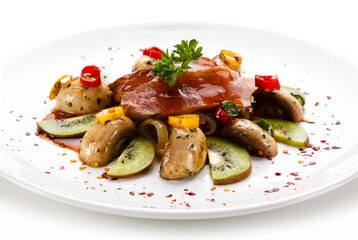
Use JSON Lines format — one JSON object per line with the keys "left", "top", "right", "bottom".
{"left": 109, "top": 74, "right": 131, "bottom": 99}
{"left": 114, "top": 60, "right": 254, "bottom": 121}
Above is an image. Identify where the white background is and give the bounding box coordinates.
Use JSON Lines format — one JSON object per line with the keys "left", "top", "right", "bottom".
{"left": 0, "top": 0, "right": 357, "bottom": 239}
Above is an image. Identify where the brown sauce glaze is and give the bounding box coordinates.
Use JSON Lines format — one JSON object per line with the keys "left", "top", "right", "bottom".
{"left": 50, "top": 138, "right": 82, "bottom": 153}
{"left": 118, "top": 63, "right": 253, "bottom": 120}
{"left": 43, "top": 111, "right": 77, "bottom": 120}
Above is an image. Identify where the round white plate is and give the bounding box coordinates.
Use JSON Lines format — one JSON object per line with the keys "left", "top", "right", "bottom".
{"left": 1, "top": 23, "right": 357, "bottom": 219}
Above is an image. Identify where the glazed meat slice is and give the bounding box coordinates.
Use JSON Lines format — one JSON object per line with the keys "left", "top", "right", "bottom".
{"left": 114, "top": 58, "right": 254, "bottom": 121}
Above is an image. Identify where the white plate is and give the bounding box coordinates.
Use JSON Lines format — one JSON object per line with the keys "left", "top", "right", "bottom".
{"left": 1, "top": 23, "right": 357, "bottom": 219}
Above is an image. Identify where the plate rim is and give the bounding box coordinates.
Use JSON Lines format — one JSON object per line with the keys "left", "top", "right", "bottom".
{"left": 1, "top": 22, "right": 358, "bottom": 220}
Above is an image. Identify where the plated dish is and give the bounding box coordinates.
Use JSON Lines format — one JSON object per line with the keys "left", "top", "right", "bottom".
{"left": 37, "top": 39, "right": 310, "bottom": 185}
{"left": 0, "top": 23, "right": 357, "bottom": 219}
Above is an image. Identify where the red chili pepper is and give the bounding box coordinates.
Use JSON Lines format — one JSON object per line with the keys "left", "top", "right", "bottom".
{"left": 215, "top": 107, "right": 235, "bottom": 125}
{"left": 255, "top": 75, "right": 280, "bottom": 90}
{"left": 143, "top": 47, "right": 162, "bottom": 59}
{"left": 80, "top": 65, "right": 101, "bottom": 87}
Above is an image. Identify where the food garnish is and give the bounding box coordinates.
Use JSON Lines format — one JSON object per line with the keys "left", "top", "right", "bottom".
{"left": 49, "top": 75, "right": 72, "bottom": 100}
{"left": 168, "top": 114, "right": 200, "bottom": 129}
{"left": 80, "top": 65, "right": 102, "bottom": 87}
{"left": 143, "top": 47, "right": 162, "bottom": 59}
{"left": 255, "top": 75, "right": 281, "bottom": 90}
{"left": 254, "top": 119, "right": 274, "bottom": 137}
{"left": 215, "top": 101, "right": 239, "bottom": 125}
{"left": 95, "top": 106, "right": 125, "bottom": 124}
{"left": 152, "top": 39, "right": 203, "bottom": 86}
{"left": 219, "top": 50, "right": 242, "bottom": 68}
{"left": 220, "top": 101, "right": 239, "bottom": 117}
{"left": 215, "top": 108, "right": 235, "bottom": 125}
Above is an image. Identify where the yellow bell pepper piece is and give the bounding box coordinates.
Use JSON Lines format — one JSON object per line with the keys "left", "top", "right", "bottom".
{"left": 220, "top": 50, "right": 242, "bottom": 67}
{"left": 95, "top": 106, "right": 125, "bottom": 124}
{"left": 168, "top": 114, "right": 200, "bottom": 129}
{"left": 49, "top": 75, "right": 72, "bottom": 100}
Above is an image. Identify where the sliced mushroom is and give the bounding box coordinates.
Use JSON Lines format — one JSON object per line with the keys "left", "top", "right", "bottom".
{"left": 196, "top": 112, "right": 217, "bottom": 135}
{"left": 252, "top": 89, "right": 303, "bottom": 122}
{"left": 132, "top": 55, "right": 157, "bottom": 72}
{"left": 160, "top": 127, "right": 207, "bottom": 180}
{"left": 221, "top": 119, "right": 278, "bottom": 158}
{"left": 79, "top": 117, "right": 137, "bottom": 167}
{"left": 55, "top": 77, "right": 113, "bottom": 115}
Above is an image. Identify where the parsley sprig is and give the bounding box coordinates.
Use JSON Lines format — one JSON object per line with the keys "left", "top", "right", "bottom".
{"left": 152, "top": 39, "right": 203, "bottom": 86}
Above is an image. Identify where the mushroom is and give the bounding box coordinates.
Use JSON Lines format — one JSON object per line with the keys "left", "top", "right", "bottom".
{"left": 221, "top": 119, "right": 278, "bottom": 158}
{"left": 55, "top": 77, "right": 113, "bottom": 115}
{"left": 196, "top": 112, "right": 217, "bottom": 135}
{"left": 252, "top": 89, "right": 303, "bottom": 122}
{"left": 160, "top": 127, "right": 208, "bottom": 180}
{"left": 79, "top": 117, "right": 137, "bottom": 167}
{"left": 132, "top": 55, "right": 157, "bottom": 72}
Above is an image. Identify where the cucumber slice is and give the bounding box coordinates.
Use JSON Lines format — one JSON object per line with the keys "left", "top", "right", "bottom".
{"left": 281, "top": 86, "right": 306, "bottom": 106}
{"left": 107, "top": 137, "right": 155, "bottom": 178}
{"left": 37, "top": 114, "right": 97, "bottom": 138}
{"left": 262, "top": 119, "right": 309, "bottom": 148}
{"left": 207, "top": 137, "right": 251, "bottom": 185}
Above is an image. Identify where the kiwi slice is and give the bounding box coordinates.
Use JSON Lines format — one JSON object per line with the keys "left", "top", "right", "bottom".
{"left": 263, "top": 119, "right": 309, "bottom": 148}
{"left": 207, "top": 137, "right": 251, "bottom": 185}
{"left": 107, "top": 137, "right": 155, "bottom": 178}
{"left": 281, "top": 86, "right": 306, "bottom": 106}
{"left": 37, "top": 114, "right": 97, "bottom": 138}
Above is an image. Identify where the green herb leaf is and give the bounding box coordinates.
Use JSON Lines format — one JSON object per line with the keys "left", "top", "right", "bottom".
{"left": 254, "top": 119, "right": 274, "bottom": 137}
{"left": 220, "top": 101, "right": 239, "bottom": 117}
{"left": 152, "top": 39, "right": 203, "bottom": 86}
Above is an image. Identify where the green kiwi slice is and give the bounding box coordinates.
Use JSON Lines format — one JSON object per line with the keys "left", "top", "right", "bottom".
{"left": 207, "top": 137, "right": 251, "bottom": 185}
{"left": 260, "top": 119, "right": 309, "bottom": 148}
{"left": 107, "top": 137, "right": 155, "bottom": 178}
{"left": 37, "top": 114, "right": 97, "bottom": 138}
{"left": 280, "top": 86, "right": 306, "bottom": 106}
